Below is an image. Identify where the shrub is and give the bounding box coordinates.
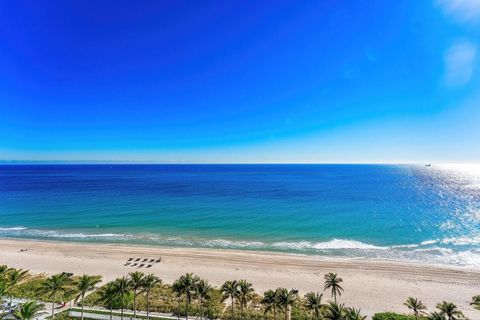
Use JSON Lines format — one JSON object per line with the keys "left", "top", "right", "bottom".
{"left": 372, "top": 312, "right": 417, "bottom": 320}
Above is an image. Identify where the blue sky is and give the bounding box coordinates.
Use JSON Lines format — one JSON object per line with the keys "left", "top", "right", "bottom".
{"left": 1, "top": 0, "right": 479, "bottom": 163}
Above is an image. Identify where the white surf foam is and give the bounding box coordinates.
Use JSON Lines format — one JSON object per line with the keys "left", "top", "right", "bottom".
{"left": 420, "top": 239, "right": 438, "bottom": 245}
{"left": 43, "top": 232, "right": 130, "bottom": 239}
{"left": 0, "top": 226, "right": 27, "bottom": 231}
{"left": 440, "top": 236, "right": 480, "bottom": 246}
{"left": 204, "top": 239, "right": 265, "bottom": 248}
{"left": 272, "top": 239, "right": 385, "bottom": 250}
{"left": 0, "top": 227, "right": 130, "bottom": 240}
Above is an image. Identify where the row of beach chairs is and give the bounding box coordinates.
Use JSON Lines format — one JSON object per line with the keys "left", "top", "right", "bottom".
{"left": 124, "top": 257, "right": 161, "bottom": 268}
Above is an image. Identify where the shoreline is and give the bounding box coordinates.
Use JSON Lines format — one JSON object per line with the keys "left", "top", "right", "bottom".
{"left": 2, "top": 237, "right": 480, "bottom": 317}
{"left": 2, "top": 231, "right": 478, "bottom": 268}
{"left": 2, "top": 233, "right": 480, "bottom": 271}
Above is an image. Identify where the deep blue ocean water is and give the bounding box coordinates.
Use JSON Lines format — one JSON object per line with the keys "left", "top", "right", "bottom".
{"left": 1, "top": 164, "right": 480, "bottom": 266}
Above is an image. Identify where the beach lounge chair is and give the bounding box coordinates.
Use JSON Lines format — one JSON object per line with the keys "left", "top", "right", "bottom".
{"left": 124, "top": 262, "right": 131, "bottom": 266}
{"left": 128, "top": 258, "right": 133, "bottom": 261}
{"left": 138, "top": 264, "right": 145, "bottom": 268}
{"left": 135, "top": 258, "right": 140, "bottom": 262}
{"left": 156, "top": 258, "right": 161, "bottom": 263}
{"left": 143, "top": 258, "right": 148, "bottom": 262}
{"left": 132, "top": 263, "right": 137, "bottom": 267}
{"left": 149, "top": 258, "right": 155, "bottom": 263}
{"left": 146, "top": 264, "right": 152, "bottom": 268}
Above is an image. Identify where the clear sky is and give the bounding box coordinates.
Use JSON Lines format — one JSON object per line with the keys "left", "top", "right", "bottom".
{"left": 1, "top": 1, "right": 479, "bottom": 163}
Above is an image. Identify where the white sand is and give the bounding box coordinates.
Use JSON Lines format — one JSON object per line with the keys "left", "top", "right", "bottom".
{"left": 2, "top": 238, "right": 480, "bottom": 318}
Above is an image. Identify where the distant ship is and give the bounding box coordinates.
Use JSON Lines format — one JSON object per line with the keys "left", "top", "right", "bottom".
{"left": 425, "top": 164, "right": 431, "bottom": 167}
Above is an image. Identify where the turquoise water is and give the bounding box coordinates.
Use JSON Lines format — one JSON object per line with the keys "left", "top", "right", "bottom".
{"left": 1, "top": 164, "right": 480, "bottom": 266}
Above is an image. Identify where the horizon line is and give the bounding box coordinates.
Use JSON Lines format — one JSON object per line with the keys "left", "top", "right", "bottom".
{"left": 0, "top": 160, "right": 464, "bottom": 165}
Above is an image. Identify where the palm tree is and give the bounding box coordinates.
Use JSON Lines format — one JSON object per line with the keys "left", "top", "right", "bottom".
{"left": 113, "top": 276, "right": 131, "bottom": 320}
{"left": 14, "top": 301, "right": 45, "bottom": 320}
{"left": 428, "top": 312, "right": 446, "bottom": 320}
{"left": 221, "top": 280, "right": 239, "bottom": 320}
{"left": 237, "top": 280, "right": 254, "bottom": 320}
{"left": 425, "top": 312, "right": 447, "bottom": 320}
{"left": 261, "top": 289, "right": 279, "bottom": 320}
{"left": 0, "top": 265, "right": 11, "bottom": 279}
{"left": 323, "top": 273, "right": 343, "bottom": 303}
{"left": 141, "top": 273, "right": 161, "bottom": 320}
{"left": 6, "top": 268, "right": 29, "bottom": 312}
{"left": 39, "top": 273, "right": 72, "bottom": 319}
{"left": 0, "top": 277, "right": 7, "bottom": 316}
{"left": 95, "top": 282, "right": 118, "bottom": 320}
{"left": 129, "top": 271, "right": 145, "bottom": 317}
{"left": 0, "top": 279, "right": 8, "bottom": 300}
{"left": 73, "top": 275, "right": 102, "bottom": 320}
{"left": 404, "top": 297, "right": 428, "bottom": 320}
{"left": 196, "top": 278, "right": 212, "bottom": 320}
{"left": 324, "top": 302, "right": 346, "bottom": 320}
{"left": 471, "top": 295, "right": 480, "bottom": 311}
{"left": 345, "top": 308, "right": 366, "bottom": 320}
{"left": 304, "top": 292, "right": 323, "bottom": 320}
{"left": 0, "top": 279, "right": 9, "bottom": 316}
{"left": 172, "top": 273, "right": 199, "bottom": 320}
{"left": 276, "top": 288, "right": 298, "bottom": 320}
{"left": 436, "top": 301, "right": 464, "bottom": 320}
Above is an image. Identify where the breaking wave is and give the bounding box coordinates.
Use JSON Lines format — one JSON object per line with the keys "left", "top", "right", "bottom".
{"left": 272, "top": 239, "right": 385, "bottom": 250}
{"left": 0, "top": 226, "right": 27, "bottom": 231}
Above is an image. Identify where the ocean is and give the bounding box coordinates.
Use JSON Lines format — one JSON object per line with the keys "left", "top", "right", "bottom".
{"left": 1, "top": 164, "right": 479, "bottom": 267}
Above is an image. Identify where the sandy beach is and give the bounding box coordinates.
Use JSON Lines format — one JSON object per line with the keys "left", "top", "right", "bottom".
{"left": 2, "top": 238, "right": 480, "bottom": 318}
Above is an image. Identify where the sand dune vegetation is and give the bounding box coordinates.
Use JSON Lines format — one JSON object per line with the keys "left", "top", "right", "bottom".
{"left": 1, "top": 264, "right": 478, "bottom": 320}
